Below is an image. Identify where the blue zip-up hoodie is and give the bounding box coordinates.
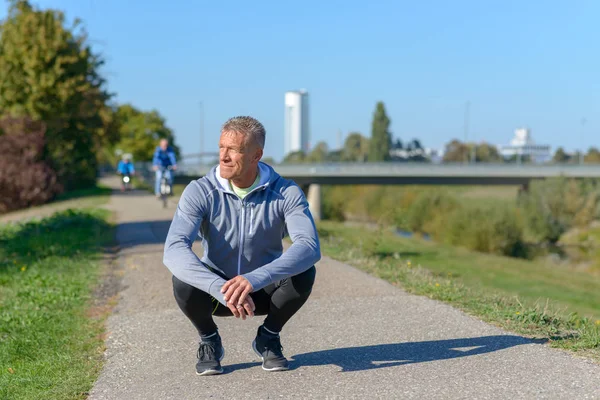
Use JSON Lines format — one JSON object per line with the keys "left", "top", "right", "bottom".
{"left": 163, "top": 162, "right": 321, "bottom": 306}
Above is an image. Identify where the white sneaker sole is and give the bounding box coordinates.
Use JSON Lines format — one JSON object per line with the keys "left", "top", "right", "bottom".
{"left": 196, "top": 347, "right": 225, "bottom": 376}
{"left": 252, "top": 340, "right": 289, "bottom": 372}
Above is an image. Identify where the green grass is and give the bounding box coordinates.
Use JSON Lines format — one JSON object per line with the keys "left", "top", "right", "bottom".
{"left": 0, "top": 208, "right": 113, "bottom": 400}
{"left": 318, "top": 220, "right": 600, "bottom": 359}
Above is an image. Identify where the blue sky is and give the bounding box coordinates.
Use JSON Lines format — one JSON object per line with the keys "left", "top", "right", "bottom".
{"left": 2, "top": 0, "right": 599, "bottom": 161}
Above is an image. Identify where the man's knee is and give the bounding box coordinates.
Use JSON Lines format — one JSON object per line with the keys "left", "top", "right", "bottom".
{"left": 288, "top": 265, "right": 316, "bottom": 296}
{"left": 172, "top": 275, "right": 196, "bottom": 305}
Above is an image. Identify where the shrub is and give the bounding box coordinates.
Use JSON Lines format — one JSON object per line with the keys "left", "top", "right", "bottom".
{"left": 0, "top": 117, "right": 63, "bottom": 213}
{"left": 519, "top": 178, "right": 600, "bottom": 243}
{"left": 443, "top": 203, "right": 525, "bottom": 257}
{"left": 404, "top": 190, "right": 459, "bottom": 235}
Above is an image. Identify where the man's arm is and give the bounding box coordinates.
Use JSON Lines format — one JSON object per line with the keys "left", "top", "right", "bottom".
{"left": 152, "top": 147, "right": 160, "bottom": 166}
{"left": 168, "top": 149, "right": 177, "bottom": 167}
{"left": 163, "top": 182, "right": 227, "bottom": 305}
{"left": 242, "top": 184, "right": 321, "bottom": 291}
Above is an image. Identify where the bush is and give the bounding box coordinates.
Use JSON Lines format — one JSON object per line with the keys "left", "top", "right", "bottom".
{"left": 321, "top": 185, "right": 346, "bottom": 221}
{"left": 519, "top": 178, "right": 600, "bottom": 243}
{"left": 443, "top": 204, "right": 525, "bottom": 257}
{"left": 0, "top": 117, "right": 63, "bottom": 213}
{"left": 404, "top": 190, "right": 459, "bottom": 235}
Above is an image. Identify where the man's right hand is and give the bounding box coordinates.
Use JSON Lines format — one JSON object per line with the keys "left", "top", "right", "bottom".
{"left": 227, "top": 296, "right": 255, "bottom": 320}
{"left": 152, "top": 165, "right": 158, "bottom": 171}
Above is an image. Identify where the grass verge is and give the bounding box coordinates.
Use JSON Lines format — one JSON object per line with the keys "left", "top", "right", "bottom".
{"left": 0, "top": 208, "right": 114, "bottom": 400}
{"left": 318, "top": 221, "right": 600, "bottom": 360}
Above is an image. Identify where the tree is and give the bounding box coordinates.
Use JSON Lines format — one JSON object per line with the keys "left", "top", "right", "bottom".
{"left": 368, "top": 102, "right": 392, "bottom": 162}
{"left": 112, "top": 104, "right": 180, "bottom": 163}
{"left": 552, "top": 147, "right": 570, "bottom": 163}
{"left": 442, "top": 139, "right": 470, "bottom": 162}
{"left": 584, "top": 147, "right": 600, "bottom": 164}
{"left": 306, "top": 141, "right": 328, "bottom": 163}
{"left": 341, "top": 132, "right": 369, "bottom": 162}
{"left": 474, "top": 143, "right": 502, "bottom": 163}
{"left": 0, "top": 0, "right": 111, "bottom": 189}
{"left": 282, "top": 150, "right": 306, "bottom": 164}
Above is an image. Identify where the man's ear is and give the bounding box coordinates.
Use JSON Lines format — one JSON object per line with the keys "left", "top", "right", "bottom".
{"left": 254, "top": 148, "right": 263, "bottom": 163}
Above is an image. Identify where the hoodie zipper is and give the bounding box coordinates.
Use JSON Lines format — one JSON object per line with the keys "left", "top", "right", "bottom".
{"left": 249, "top": 205, "right": 254, "bottom": 236}
{"left": 237, "top": 203, "right": 245, "bottom": 275}
{"left": 233, "top": 184, "right": 268, "bottom": 276}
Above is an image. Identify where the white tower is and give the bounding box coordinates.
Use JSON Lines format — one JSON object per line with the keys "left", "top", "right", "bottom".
{"left": 284, "top": 90, "right": 309, "bottom": 157}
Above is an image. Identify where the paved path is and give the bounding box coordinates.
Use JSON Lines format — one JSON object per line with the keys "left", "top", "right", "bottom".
{"left": 90, "top": 177, "right": 600, "bottom": 400}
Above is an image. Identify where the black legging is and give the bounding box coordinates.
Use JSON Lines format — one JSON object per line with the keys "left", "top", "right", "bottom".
{"left": 172, "top": 266, "right": 316, "bottom": 336}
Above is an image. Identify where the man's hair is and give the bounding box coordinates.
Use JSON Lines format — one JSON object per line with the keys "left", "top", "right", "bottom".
{"left": 221, "top": 116, "right": 266, "bottom": 149}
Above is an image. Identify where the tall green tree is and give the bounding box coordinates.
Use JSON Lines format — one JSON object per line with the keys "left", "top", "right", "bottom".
{"left": 0, "top": 0, "right": 111, "bottom": 189}
{"left": 368, "top": 102, "right": 392, "bottom": 162}
{"left": 342, "top": 132, "right": 369, "bottom": 162}
{"left": 112, "top": 104, "right": 180, "bottom": 163}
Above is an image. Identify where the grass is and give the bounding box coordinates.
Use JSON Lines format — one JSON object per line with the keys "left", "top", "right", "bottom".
{"left": 0, "top": 184, "right": 112, "bottom": 224}
{"left": 318, "top": 220, "right": 600, "bottom": 359}
{"left": 0, "top": 208, "right": 114, "bottom": 400}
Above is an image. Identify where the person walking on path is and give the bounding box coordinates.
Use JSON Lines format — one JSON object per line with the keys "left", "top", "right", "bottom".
{"left": 163, "top": 116, "right": 321, "bottom": 376}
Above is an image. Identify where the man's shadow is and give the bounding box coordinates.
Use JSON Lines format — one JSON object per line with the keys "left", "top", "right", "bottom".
{"left": 226, "top": 335, "right": 543, "bottom": 373}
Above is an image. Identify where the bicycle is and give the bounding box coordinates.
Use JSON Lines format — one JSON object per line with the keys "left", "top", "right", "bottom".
{"left": 159, "top": 166, "right": 174, "bottom": 208}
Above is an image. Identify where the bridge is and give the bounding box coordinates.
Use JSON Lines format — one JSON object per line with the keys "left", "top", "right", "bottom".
{"left": 136, "top": 162, "right": 600, "bottom": 220}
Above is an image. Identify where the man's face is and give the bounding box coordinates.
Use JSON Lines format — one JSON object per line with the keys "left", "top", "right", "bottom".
{"left": 160, "top": 139, "right": 168, "bottom": 151}
{"left": 218, "top": 130, "right": 261, "bottom": 180}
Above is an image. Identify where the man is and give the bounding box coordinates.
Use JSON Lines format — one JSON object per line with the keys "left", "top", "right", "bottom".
{"left": 116, "top": 155, "right": 135, "bottom": 191}
{"left": 152, "top": 138, "right": 177, "bottom": 197}
{"left": 163, "top": 116, "right": 320, "bottom": 376}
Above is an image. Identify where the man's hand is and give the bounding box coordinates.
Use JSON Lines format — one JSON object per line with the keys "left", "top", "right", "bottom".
{"left": 172, "top": 165, "right": 178, "bottom": 171}
{"left": 152, "top": 165, "right": 158, "bottom": 171}
{"left": 226, "top": 296, "right": 255, "bottom": 320}
{"left": 222, "top": 276, "right": 253, "bottom": 310}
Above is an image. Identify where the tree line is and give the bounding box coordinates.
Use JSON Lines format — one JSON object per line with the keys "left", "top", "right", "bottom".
{"left": 0, "top": 0, "right": 180, "bottom": 213}
{"left": 281, "top": 101, "right": 597, "bottom": 165}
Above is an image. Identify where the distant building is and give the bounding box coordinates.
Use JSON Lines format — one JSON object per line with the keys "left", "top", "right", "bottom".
{"left": 284, "top": 90, "right": 309, "bottom": 156}
{"left": 498, "top": 128, "right": 551, "bottom": 163}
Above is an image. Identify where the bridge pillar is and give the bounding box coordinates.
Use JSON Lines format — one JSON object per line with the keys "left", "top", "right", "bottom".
{"left": 306, "top": 184, "right": 322, "bottom": 221}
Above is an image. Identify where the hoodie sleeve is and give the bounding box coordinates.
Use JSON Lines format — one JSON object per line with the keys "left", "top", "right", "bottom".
{"left": 242, "top": 184, "right": 321, "bottom": 291}
{"left": 163, "top": 182, "right": 228, "bottom": 305}
{"left": 168, "top": 149, "right": 177, "bottom": 166}
{"left": 152, "top": 147, "right": 161, "bottom": 166}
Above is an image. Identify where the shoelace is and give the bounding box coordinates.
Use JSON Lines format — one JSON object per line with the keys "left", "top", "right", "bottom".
{"left": 197, "top": 342, "right": 217, "bottom": 361}
{"left": 264, "top": 336, "right": 284, "bottom": 358}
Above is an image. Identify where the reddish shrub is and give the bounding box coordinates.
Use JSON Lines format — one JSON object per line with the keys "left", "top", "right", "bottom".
{"left": 0, "top": 117, "right": 63, "bottom": 214}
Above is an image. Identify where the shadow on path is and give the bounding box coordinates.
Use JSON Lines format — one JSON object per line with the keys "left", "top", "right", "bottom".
{"left": 227, "top": 335, "right": 542, "bottom": 373}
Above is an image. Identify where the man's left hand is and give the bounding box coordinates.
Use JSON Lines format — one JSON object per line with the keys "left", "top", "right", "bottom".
{"left": 221, "top": 276, "right": 253, "bottom": 307}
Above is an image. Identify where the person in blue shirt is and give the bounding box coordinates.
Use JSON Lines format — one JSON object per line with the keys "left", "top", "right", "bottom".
{"left": 117, "top": 155, "right": 136, "bottom": 191}
{"left": 152, "top": 138, "right": 178, "bottom": 197}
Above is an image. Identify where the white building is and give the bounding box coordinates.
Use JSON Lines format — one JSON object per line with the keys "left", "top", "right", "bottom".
{"left": 498, "top": 128, "right": 551, "bottom": 163}
{"left": 284, "top": 90, "right": 309, "bottom": 156}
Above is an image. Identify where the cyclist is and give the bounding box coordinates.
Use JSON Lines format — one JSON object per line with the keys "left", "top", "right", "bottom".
{"left": 116, "top": 155, "right": 135, "bottom": 192}
{"left": 152, "top": 138, "right": 177, "bottom": 198}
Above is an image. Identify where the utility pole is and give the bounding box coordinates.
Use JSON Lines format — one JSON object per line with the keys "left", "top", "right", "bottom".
{"left": 199, "top": 101, "right": 204, "bottom": 165}
{"left": 580, "top": 117, "right": 587, "bottom": 165}
{"left": 464, "top": 101, "right": 470, "bottom": 164}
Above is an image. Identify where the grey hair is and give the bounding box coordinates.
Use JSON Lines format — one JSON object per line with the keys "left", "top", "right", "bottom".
{"left": 221, "top": 116, "right": 266, "bottom": 149}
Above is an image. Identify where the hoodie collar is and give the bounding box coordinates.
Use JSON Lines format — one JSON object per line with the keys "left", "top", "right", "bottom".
{"left": 213, "top": 162, "right": 272, "bottom": 193}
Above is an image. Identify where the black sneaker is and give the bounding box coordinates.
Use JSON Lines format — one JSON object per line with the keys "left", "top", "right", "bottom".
{"left": 196, "top": 335, "right": 224, "bottom": 376}
{"left": 252, "top": 326, "right": 289, "bottom": 371}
